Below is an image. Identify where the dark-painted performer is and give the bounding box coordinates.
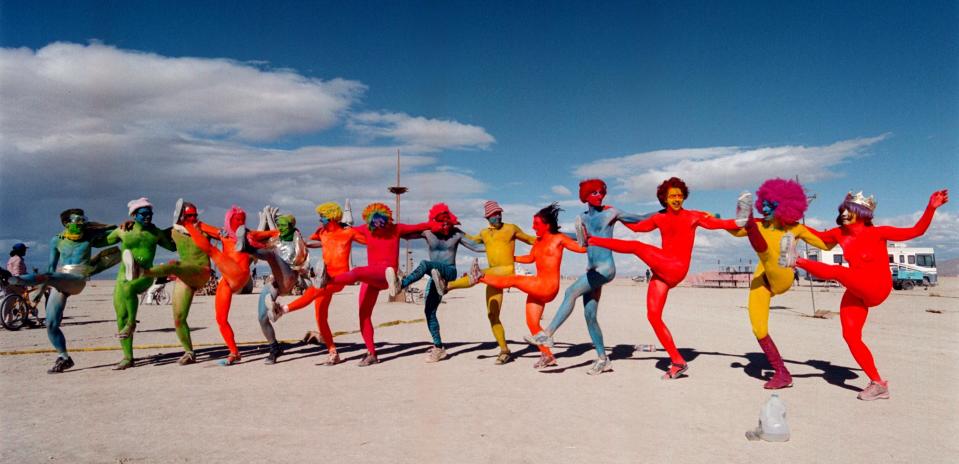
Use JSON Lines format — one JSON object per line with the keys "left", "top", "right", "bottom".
{"left": 385, "top": 203, "right": 484, "bottom": 362}
{"left": 9, "top": 209, "right": 118, "bottom": 373}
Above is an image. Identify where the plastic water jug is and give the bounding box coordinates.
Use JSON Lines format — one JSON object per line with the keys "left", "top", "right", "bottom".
{"left": 746, "top": 393, "right": 790, "bottom": 442}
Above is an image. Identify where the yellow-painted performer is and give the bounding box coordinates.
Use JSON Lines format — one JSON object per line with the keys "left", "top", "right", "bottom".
{"left": 445, "top": 201, "right": 535, "bottom": 364}
{"left": 730, "top": 178, "right": 828, "bottom": 389}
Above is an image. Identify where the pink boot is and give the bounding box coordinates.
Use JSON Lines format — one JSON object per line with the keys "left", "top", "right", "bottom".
{"left": 757, "top": 335, "right": 793, "bottom": 389}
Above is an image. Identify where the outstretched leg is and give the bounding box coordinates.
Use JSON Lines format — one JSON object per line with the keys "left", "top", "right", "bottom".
{"left": 589, "top": 237, "right": 686, "bottom": 286}
{"left": 545, "top": 273, "right": 593, "bottom": 336}
{"left": 797, "top": 258, "right": 883, "bottom": 304}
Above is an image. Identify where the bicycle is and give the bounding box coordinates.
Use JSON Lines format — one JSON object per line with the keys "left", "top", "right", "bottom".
{"left": 0, "top": 271, "right": 47, "bottom": 331}
{"left": 404, "top": 285, "right": 426, "bottom": 304}
{"left": 139, "top": 278, "right": 172, "bottom": 305}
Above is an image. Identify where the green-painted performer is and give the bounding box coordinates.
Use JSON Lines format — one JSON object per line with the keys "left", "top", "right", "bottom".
{"left": 136, "top": 200, "right": 212, "bottom": 365}
{"left": 8, "top": 209, "right": 119, "bottom": 373}
{"left": 105, "top": 198, "right": 176, "bottom": 370}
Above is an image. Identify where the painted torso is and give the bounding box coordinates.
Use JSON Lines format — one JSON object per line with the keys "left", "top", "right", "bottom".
{"left": 477, "top": 223, "right": 533, "bottom": 268}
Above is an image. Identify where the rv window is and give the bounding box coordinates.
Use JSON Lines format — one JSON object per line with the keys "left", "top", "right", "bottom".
{"left": 888, "top": 255, "right": 894, "bottom": 263}
{"left": 917, "top": 254, "right": 935, "bottom": 267}
{"left": 833, "top": 255, "right": 844, "bottom": 264}
{"left": 899, "top": 255, "right": 904, "bottom": 264}
{"left": 908, "top": 255, "right": 916, "bottom": 265}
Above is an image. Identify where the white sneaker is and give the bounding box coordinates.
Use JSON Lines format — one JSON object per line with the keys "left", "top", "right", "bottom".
{"left": 425, "top": 346, "right": 448, "bottom": 363}
{"left": 468, "top": 259, "right": 483, "bottom": 286}
{"left": 122, "top": 249, "right": 139, "bottom": 281}
{"left": 735, "top": 192, "right": 753, "bottom": 227}
{"left": 778, "top": 232, "right": 798, "bottom": 268}
{"left": 386, "top": 267, "right": 399, "bottom": 297}
{"left": 430, "top": 269, "right": 447, "bottom": 296}
{"left": 587, "top": 357, "right": 612, "bottom": 376}
{"left": 268, "top": 301, "right": 287, "bottom": 323}
{"left": 574, "top": 215, "right": 588, "bottom": 247}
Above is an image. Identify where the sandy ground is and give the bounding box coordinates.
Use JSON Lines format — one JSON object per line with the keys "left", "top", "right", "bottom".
{"left": 1, "top": 276, "right": 957, "bottom": 463}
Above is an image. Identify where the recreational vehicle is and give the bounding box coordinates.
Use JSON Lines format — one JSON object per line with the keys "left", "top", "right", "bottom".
{"left": 804, "top": 243, "right": 937, "bottom": 285}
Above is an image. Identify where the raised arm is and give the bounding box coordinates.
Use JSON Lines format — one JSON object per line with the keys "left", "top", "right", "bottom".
{"left": 624, "top": 214, "right": 658, "bottom": 233}
{"left": 515, "top": 254, "right": 535, "bottom": 264}
{"left": 46, "top": 236, "right": 61, "bottom": 273}
{"left": 196, "top": 221, "right": 223, "bottom": 240}
{"left": 559, "top": 234, "right": 588, "bottom": 253}
{"left": 878, "top": 190, "right": 948, "bottom": 242}
{"left": 158, "top": 227, "right": 177, "bottom": 252}
{"left": 802, "top": 225, "right": 839, "bottom": 250}
{"left": 794, "top": 224, "right": 831, "bottom": 251}
{"left": 696, "top": 212, "right": 741, "bottom": 231}
{"left": 513, "top": 225, "right": 536, "bottom": 245}
{"left": 616, "top": 208, "right": 655, "bottom": 225}
{"left": 459, "top": 232, "right": 486, "bottom": 253}
{"left": 398, "top": 221, "right": 437, "bottom": 238}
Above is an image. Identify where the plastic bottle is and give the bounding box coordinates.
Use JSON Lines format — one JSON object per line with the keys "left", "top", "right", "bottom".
{"left": 745, "top": 393, "right": 790, "bottom": 442}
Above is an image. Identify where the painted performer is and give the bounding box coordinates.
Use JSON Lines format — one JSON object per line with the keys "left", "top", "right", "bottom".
{"left": 251, "top": 206, "right": 311, "bottom": 365}
{"left": 478, "top": 204, "right": 588, "bottom": 371}
{"left": 581, "top": 178, "right": 742, "bottom": 378}
{"left": 730, "top": 178, "right": 828, "bottom": 389}
{"left": 444, "top": 201, "right": 536, "bottom": 365}
{"left": 8, "top": 209, "right": 118, "bottom": 373}
{"left": 313, "top": 202, "right": 439, "bottom": 366}
{"left": 385, "top": 203, "right": 485, "bottom": 362}
{"left": 795, "top": 189, "right": 948, "bottom": 400}
{"left": 133, "top": 200, "right": 213, "bottom": 365}
{"left": 526, "top": 179, "right": 651, "bottom": 375}
{"left": 106, "top": 198, "right": 176, "bottom": 370}
{"left": 179, "top": 205, "right": 257, "bottom": 366}
{"left": 273, "top": 202, "right": 366, "bottom": 366}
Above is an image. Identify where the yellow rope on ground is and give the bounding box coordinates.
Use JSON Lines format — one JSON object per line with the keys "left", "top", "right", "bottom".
{"left": 0, "top": 318, "right": 426, "bottom": 356}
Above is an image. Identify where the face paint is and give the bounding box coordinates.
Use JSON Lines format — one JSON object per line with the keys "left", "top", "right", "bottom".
{"left": 134, "top": 207, "right": 153, "bottom": 225}
{"left": 666, "top": 187, "right": 685, "bottom": 212}
{"left": 532, "top": 215, "right": 548, "bottom": 237}
{"left": 229, "top": 212, "right": 246, "bottom": 233}
{"left": 487, "top": 213, "right": 503, "bottom": 227}
{"left": 586, "top": 189, "right": 605, "bottom": 208}
{"left": 841, "top": 210, "right": 857, "bottom": 225}
{"left": 318, "top": 215, "right": 330, "bottom": 227}
{"left": 65, "top": 214, "right": 87, "bottom": 236}
{"left": 369, "top": 213, "right": 388, "bottom": 230}
{"left": 761, "top": 200, "right": 778, "bottom": 220}
{"left": 277, "top": 216, "right": 295, "bottom": 241}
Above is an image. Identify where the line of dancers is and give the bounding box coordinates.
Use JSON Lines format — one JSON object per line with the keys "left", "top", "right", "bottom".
{"left": 7, "top": 177, "right": 947, "bottom": 401}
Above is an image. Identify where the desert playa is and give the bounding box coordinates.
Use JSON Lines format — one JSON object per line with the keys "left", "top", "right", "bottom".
{"left": 2, "top": 278, "right": 957, "bottom": 463}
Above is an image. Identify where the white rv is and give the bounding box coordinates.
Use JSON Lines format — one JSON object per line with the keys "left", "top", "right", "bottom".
{"left": 804, "top": 243, "right": 937, "bottom": 285}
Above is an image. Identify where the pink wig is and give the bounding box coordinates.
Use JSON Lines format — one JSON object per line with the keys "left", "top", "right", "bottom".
{"left": 223, "top": 205, "right": 246, "bottom": 240}
{"left": 428, "top": 203, "right": 460, "bottom": 224}
{"left": 755, "top": 178, "right": 807, "bottom": 224}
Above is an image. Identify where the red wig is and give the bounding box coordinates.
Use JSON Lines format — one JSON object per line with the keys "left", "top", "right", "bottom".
{"left": 578, "top": 179, "right": 607, "bottom": 203}
{"left": 428, "top": 203, "right": 460, "bottom": 224}
{"left": 656, "top": 177, "right": 689, "bottom": 207}
{"left": 755, "top": 178, "right": 808, "bottom": 224}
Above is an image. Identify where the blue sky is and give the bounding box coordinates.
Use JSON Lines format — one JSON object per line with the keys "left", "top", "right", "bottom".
{"left": 1, "top": 1, "right": 956, "bottom": 275}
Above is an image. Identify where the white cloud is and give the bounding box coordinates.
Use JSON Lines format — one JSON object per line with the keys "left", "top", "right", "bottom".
{"left": 0, "top": 42, "right": 497, "bottom": 265}
{"left": 0, "top": 42, "right": 365, "bottom": 145}
{"left": 573, "top": 135, "right": 890, "bottom": 203}
{"left": 551, "top": 185, "right": 573, "bottom": 196}
{"left": 348, "top": 111, "right": 495, "bottom": 150}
